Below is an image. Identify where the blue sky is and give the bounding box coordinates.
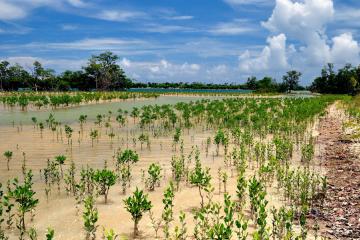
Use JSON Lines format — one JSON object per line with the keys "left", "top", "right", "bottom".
{"left": 0, "top": 0, "right": 359, "bottom": 85}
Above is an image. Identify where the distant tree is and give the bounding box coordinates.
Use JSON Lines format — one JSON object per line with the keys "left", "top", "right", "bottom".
{"left": 84, "top": 51, "right": 131, "bottom": 90}
{"left": 282, "top": 70, "right": 301, "bottom": 92}
{"left": 246, "top": 76, "right": 257, "bottom": 90}
{"left": 0, "top": 61, "right": 10, "bottom": 91}
{"left": 310, "top": 63, "right": 360, "bottom": 94}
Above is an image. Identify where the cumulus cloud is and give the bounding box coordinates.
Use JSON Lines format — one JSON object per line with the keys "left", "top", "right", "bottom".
{"left": 239, "top": 34, "right": 288, "bottom": 72}
{"left": 119, "top": 58, "right": 201, "bottom": 82}
{"left": 330, "top": 33, "right": 360, "bottom": 64}
{"left": 239, "top": 0, "right": 360, "bottom": 76}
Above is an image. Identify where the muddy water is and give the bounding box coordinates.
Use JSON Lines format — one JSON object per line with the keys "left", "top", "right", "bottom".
{"left": 0, "top": 95, "right": 224, "bottom": 126}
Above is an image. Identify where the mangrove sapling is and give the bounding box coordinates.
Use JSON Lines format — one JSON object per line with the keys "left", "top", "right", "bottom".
{"left": 55, "top": 155, "right": 66, "bottom": 178}
{"left": 64, "top": 161, "right": 76, "bottom": 196}
{"left": 173, "top": 211, "right": 187, "bottom": 240}
{"left": 3, "top": 182, "right": 14, "bottom": 230}
{"left": 253, "top": 190, "right": 269, "bottom": 240}
{"left": 83, "top": 195, "right": 98, "bottom": 240}
{"left": 46, "top": 228, "right": 55, "bottom": 240}
{"left": 3, "top": 151, "right": 13, "bottom": 171}
{"left": 28, "top": 227, "right": 37, "bottom": 240}
{"left": 205, "top": 137, "right": 211, "bottom": 157}
{"left": 149, "top": 210, "right": 162, "bottom": 239}
{"left": 119, "top": 165, "right": 131, "bottom": 194}
{"left": 79, "top": 114, "right": 88, "bottom": 130}
{"left": 138, "top": 133, "right": 149, "bottom": 151}
{"left": 10, "top": 171, "right": 39, "bottom": 239}
{"left": 171, "top": 156, "right": 184, "bottom": 191}
{"left": 131, "top": 107, "right": 140, "bottom": 124}
{"left": 214, "top": 129, "right": 228, "bottom": 156}
{"left": 162, "top": 182, "right": 175, "bottom": 238}
{"left": 90, "top": 129, "right": 99, "bottom": 147}
{"left": 222, "top": 171, "right": 228, "bottom": 194}
{"left": 0, "top": 183, "right": 5, "bottom": 239}
{"left": 92, "top": 169, "right": 117, "bottom": 204}
{"left": 217, "top": 168, "right": 222, "bottom": 195}
{"left": 235, "top": 215, "right": 248, "bottom": 240}
{"left": 117, "top": 150, "right": 139, "bottom": 189}
{"left": 108, "top": 131, "right": 115, "bottom": 145}
{"left": 103, "top": 228, "right": 119, "bottom": 240}
{"left": 80, "top": 166, "right": 96, "bottom": 195}
{"left": 95, "top": 114, "right": 103, "bottom": 126}
{"left": 116, "top": 114, "right": 125, "bottom": 128}
{"left": 207, "top": 193, "right": 236, "bottom": 240}
{"left": 236, "top": 174, "right": 247, "bottom": 211}
{"left": 64, "top": 125, "right": 73, "bottom": 145}
{"left": 31, "top": 117, "right": 37, "bottom": 129}
{"left": 299, "top": 205, "right": 308, "bottom": 239}
{"left": 173, "top": 127, "right": 181, "bottom": 151}
{"left": 123, "top": 188, "right": 152, "bottom": 237}
{"left": 146, "top": 163, "right": 162, "bottom": 191}
{"left": 189, "top": 155, "right": 211, "bottom": 208}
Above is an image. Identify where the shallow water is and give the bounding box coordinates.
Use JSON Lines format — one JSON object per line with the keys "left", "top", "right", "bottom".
{"left": 0, "top": 95, "right": 221, "bottom": 126}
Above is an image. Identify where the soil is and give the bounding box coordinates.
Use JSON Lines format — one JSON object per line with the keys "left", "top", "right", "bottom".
{"left": 315, "top": 104, "right": 360, "bottom": 239}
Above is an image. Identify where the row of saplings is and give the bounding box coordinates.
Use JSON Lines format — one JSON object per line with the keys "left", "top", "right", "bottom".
{"left": 1, "top": 135, "right": 326, "bottom": 240}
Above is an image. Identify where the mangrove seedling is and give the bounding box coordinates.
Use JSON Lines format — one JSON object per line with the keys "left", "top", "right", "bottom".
{"left": 93, "top": 169, "right": 117, "bottom": 204}
{"left": 3, "top": 151, "right": 13, "bottom": 171}
{"left": 146, "top": 163, "right": 162, "bottom": 191}
{"left": 83, "top": 195, "right": 98, "bottom": 240}
{"left": 123, "top": 188, "right": 152, "bottom": 237}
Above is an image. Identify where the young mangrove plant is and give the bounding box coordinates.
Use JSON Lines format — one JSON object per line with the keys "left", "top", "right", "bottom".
{"left": 54, "top": 155, "right": 66, "bottom": 178}
{"left": 189, "top": 153, "right": 211, "bottom": 208}
{"left": 92, "top": 168, "right": 117, "bottom": 204}
{"left": 162, "top": 182, "right": 175, "bottom": 238}
{"left": 9, "top": 171, "right": 39, "bottom": 239}
{"left": 83, "top": 195, "right": 98, "bottom": 240}
{"left": 3, "top": 151, "right": 13, "bottom": 171}
{"left": 123, "top": 188, "right": 152, "bottom": 237}
{"left": 146, "top": 163, "right": 162, "bottom": 191}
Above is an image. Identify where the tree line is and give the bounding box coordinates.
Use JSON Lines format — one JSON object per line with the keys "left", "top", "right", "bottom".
{"left": 0, "top": 51, "right": 359, "bottom": 94}
{"left": 0, "top": 51, "right": 132, "bottom": 91}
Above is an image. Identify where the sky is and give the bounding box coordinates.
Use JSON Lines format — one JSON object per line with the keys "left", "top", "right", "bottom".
{"left": 0, "top": 0, "right": 360, "bottom": 85}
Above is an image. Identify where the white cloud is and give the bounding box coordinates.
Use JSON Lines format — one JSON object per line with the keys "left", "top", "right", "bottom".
{"left": 165, "top": 15, "right": 194, "bottom": 20}
{"left": 95, "top": 10, "right": 145, "bottom": 22}
{"left": 239, "top": 33, "right": 288, "bottom": 72}
{"left": 209, "top": 19, "right": 255, "bottom": 35}
{"left": 0, "top": 1, "right": 27, "bottom": 20}
{"left": 262, "top": 0, "right": 334, "bottom": 41}
{"left": 5, "top": 56, "right": 86, "bottom": 72}
{"left": 330, "top": 33, "right": 360, "bottom": 64}
{"left": 224, "top": 0, "right": 272, "bottom": 6}
{"left": 66, "top": 0, "right": 86, "bottom": 8}
{"left": 0, "top": 0, "right": 87, "bottom": 21}
{"left": 47, "top": 38, "right": 145, "bottom": 51}
{"left": 141, "top": 23, "right": 194, "bottom": 33}
{"left": 239, "top": 0, "right": 360, "bottom": 80}
{"left": 119, "top": 58, "right": 201, "bottom": 81}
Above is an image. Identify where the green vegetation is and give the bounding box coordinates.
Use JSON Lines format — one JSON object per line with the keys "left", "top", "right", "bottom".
{"left": 123, "top": 188, "right": 152, "bottom": 236}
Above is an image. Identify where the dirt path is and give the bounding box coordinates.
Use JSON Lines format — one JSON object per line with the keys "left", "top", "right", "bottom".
{"left": 316, "top": 103, "right": 360, "bottom": 239}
